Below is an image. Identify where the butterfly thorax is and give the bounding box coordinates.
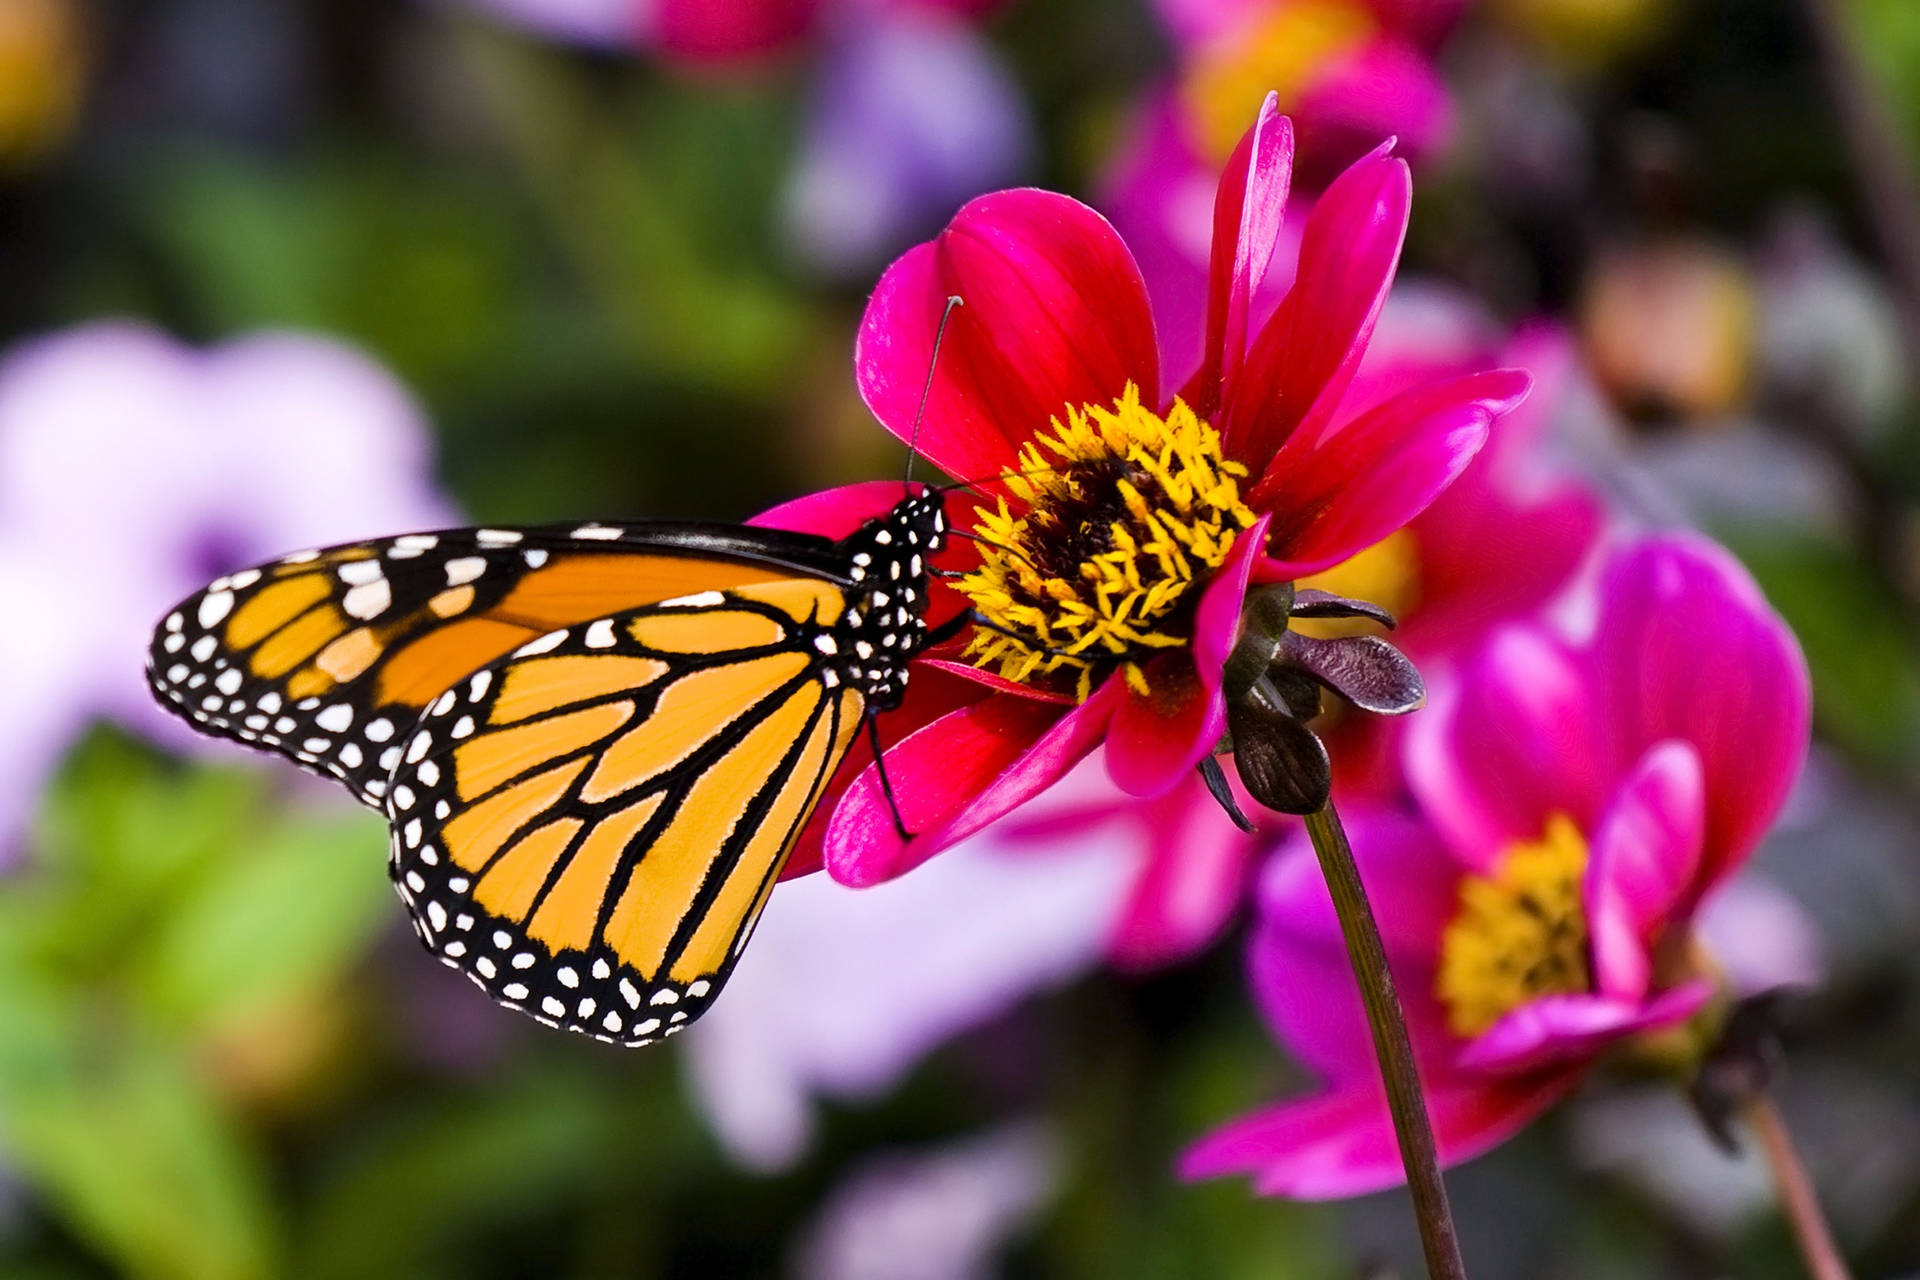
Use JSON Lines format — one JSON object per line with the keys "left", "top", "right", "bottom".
{"left": 817, "top": 489, "right": 947, "bottom": 712}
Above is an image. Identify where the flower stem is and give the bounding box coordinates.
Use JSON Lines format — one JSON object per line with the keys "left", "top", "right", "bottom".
{"left": 1304, "top": 802, "right": 1467, "bottom": 1280}
{"left": 1801, "top": 0, "right": 1920, "bottom": 382}
{"left": 1744, "top": 1095, "right": 1853, "bottom": 1280}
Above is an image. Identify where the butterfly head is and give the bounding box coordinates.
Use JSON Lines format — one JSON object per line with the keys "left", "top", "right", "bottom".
{"left": 823, "top": 488, "right": 948, "bottom": 710}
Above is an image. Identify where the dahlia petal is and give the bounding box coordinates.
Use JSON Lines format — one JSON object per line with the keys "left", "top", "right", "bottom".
{"left": 1403, "top": 625, "right": 1606, "bottom": 871}
{"left": 651, "top": 0, "right": 818, "bottom": 61}
{"left": 1398, "top": 466, "right": 1605, "bottom": 657}
{"left": 1249, "top": 812, "right": 1459, "bottom": 1080}
{"left": 1589, "top": 534, "right": 1811, "bottom": 894}
{"left": 856, "top": 191, "right": 1159, "bottom": 482}
{"left": 1584, "top": 742, "right": 1707, "bottom": 1000}
{"left": 1224, "top": 144, "right": 1410, "bottom": 468}
{"left": 1455, "top": 984, "right": 1712, "bottom": 1076}
{"left": 1106, "top": 515, "right": 1269, "bottom": 797}
{"left": 749, "top": 480, "right": 920, "bottom": 538}
{"left": 1258, "top": 370, "right": 1526, "bottom": 577}
{"left": 1186, "top": 95, "right": 1293, "bottom": 423}
{"left": 1179, "top": 1071, "right": 1576, "bottom": 1199}
{"left": 823, "top": 677, "right": 1124, "bottom": 886}
{"left": 915, "top": 658, "right": 1077, "bottom": 702}
{"left": 1104, "top": 771, "right": 1259, "bottom": 969}
{"left": 784, "top": 666, "right": 992, "bottom": 881}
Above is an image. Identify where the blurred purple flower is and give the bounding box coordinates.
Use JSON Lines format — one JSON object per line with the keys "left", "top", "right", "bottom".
{"left": 683, "top": 819, "right": 1134, "bottom": 1170}
{"left": 788, "top": 1121, "right": 1057, "bottom": 1280}
{"left": 453, "top": 0, "right": 1033, "bottom": 274}
{"left": 455, "top": 0, "right": 635, "bottom": 46}
{"left": 0, "top": 322, "right": 454, "bottom": 845}
{"left": 781, "top": 8, "right": 1031, "bottom": 275}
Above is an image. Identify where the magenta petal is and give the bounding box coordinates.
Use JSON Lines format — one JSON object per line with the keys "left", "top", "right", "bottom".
{"left": 1404, "top": 625, "right": 1605, "bottom": 871}
{"left": 651, "top": 0, "right": 818, "bottom": 61}
{"left": 857, "top": 190, "right": 1160, "bottom": 483}
{"left": 1584, "top": 742, "right": 1707, "bottom": 1000}
{"left": 1292, "top": 38, "right": 1455, "bottom": 163}
{"left": 1259, "top": 370, "right": 1525, "bottom": 577}
{"left": 1187, "top": 95, "right": 1294, "bottom": 423}
{"left": 1179, "top": 1071, "right": 1576, "bottom": 1199}
{"left": 749, "top": 480, "right": 917, "bottom": 538}
{"left": 1456, "top": 984, "right": 1712, "bottom": 1076}
{"left": 1223, "top": 144, "right": 1410, "bottom": 468}
{"left": 823, "top": 678, "right": 1124, "bottom": 886}
{"left": 1250, "top": 810, "right": 1460, "bottom": 1081}
{"left": 1588, "top": 534, "right": 1812, "bottom": 895}
{"left": 1105, "top": 770, "right": 1259, "bottom": 969}
{"left": 1398, "top": 468, "right": 1605, "bottom": 657}
{"left": 1106, "top": 515, "right": 1268, "bottom": 797}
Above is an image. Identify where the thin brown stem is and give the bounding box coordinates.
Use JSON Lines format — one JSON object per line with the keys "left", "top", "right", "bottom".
{"left": 1802, "top": 0, "right": 1920, "bottom": 379}
{"left": 1744, "top": 1095, "right": 1853, "bottom": 1280}
{"left": 1304, "top": 803, "right": 1467, "bottom": 1280}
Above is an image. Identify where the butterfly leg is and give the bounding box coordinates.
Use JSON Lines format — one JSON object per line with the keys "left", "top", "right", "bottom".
{"left": 923, "top": 609, "right": 1083, "bottom": 660}
{"left": 865, "top": 714, "right": 915, "bottom": 842}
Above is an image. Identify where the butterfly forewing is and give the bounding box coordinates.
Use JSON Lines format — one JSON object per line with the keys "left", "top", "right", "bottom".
{"left": 387, "top": 579, "right": 867, "bottom": 1044}
{"left": 145, "top": 523, "right": 843, "bottom": 805}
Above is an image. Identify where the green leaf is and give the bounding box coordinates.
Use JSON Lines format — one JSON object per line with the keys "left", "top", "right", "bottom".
{"left": 133, "top": 805, "right": 391, "bottom": 1033}
{"left": 1726, "top": 531, "right": 1920, "bottom": 768}
{"left": 295, "top": 1067, "right": 623, "bottom": 1280}
{"left": 0, "top": 1036, "right": 277, "bottom": 1280}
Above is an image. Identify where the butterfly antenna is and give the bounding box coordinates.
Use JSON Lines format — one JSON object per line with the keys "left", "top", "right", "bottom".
{"left": 935, "top": 461, "right": 1077, "bottom": 499}
{"left": 906, "top": 295, "right": 965, "bottom": 489}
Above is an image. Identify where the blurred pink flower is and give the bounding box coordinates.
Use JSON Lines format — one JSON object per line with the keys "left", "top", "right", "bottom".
{"left": 1182, "top": 533, "right": 1810, "bottom": 1197}
{"left": 1104, "top": 0, "right": 1465, "bottom": 385}
{"left": 768, "top": 98, "right": 1524, "bottom": 895}
{"left": 683, "top": 819, "right": 1134, "bottom": 1169}
{"left": 788, "top": 1121, "right": 1057, "bottom": 1280}
{"left": 455, "top": 0, "right": 1032, "bottom": 274}
{"left": 0, "top": 322, "right": 453, "bottom": 846}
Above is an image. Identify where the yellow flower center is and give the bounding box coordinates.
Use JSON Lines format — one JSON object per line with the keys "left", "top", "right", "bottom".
{"left": 1291, "top": 530, "right": 1423, "bottom": 639}
{"left": 1436, "top": 815, "right": 1593, "bottom": 1038}
{"left": 955, "top": 384, "right": 1255, "bottom": 700}
{"left": 1181, "top": 0, "right": 1377, "bottom": 162}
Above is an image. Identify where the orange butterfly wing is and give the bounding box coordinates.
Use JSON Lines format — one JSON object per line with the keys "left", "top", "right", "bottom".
{"left": 387, "top": 578, "right": 866, "bottom": 1043}
{"left": 147, "top": 524, "right": 824, "bottom": 805}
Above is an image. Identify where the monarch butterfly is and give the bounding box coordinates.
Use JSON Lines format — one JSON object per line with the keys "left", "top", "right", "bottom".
{"left": 147, "top": 490, "right": 955, "bottom": 1046}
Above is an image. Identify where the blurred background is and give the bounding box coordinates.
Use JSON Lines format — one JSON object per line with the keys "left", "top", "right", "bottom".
{"left": 1, "top": 0, "right": 1918, "bottom": 1276}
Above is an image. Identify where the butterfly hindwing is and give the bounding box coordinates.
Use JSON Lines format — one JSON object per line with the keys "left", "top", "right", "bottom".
{"left": 387, "top": 577, "right": 867, "bottom": 1044}
{"left": 146, "top": 522, "right": 847, "bottom": 806}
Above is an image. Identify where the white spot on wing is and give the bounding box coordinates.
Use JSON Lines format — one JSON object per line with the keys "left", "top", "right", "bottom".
{"left": 444, "top": 557, "right": 487, "bottom": 586}
{"left": 343, "top": 579, "right": 392, "bottom": 620}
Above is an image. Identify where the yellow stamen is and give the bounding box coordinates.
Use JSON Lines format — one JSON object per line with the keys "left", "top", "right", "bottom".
{"left": 1292, "top": 530, "right": 1423, "bottom": 639}
{"left": 956, "top": 384, "right": 1254, "bottom": 700}
{"left": 1181, "top": 0, "right": 1377, "bottom": 163}
{"left": 1436, "top": 814, "right": 1592, "bottom": 1038}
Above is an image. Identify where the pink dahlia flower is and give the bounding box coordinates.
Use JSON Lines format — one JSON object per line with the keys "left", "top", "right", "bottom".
{"left": 764, "top": 96, "right": 1528, "bottom": 890}
{"left": 987, "top": 305, "right": 1601, "bottom": 972}
{"left": 1182, "top": 533, "right": 1811, "bottom": 1197}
